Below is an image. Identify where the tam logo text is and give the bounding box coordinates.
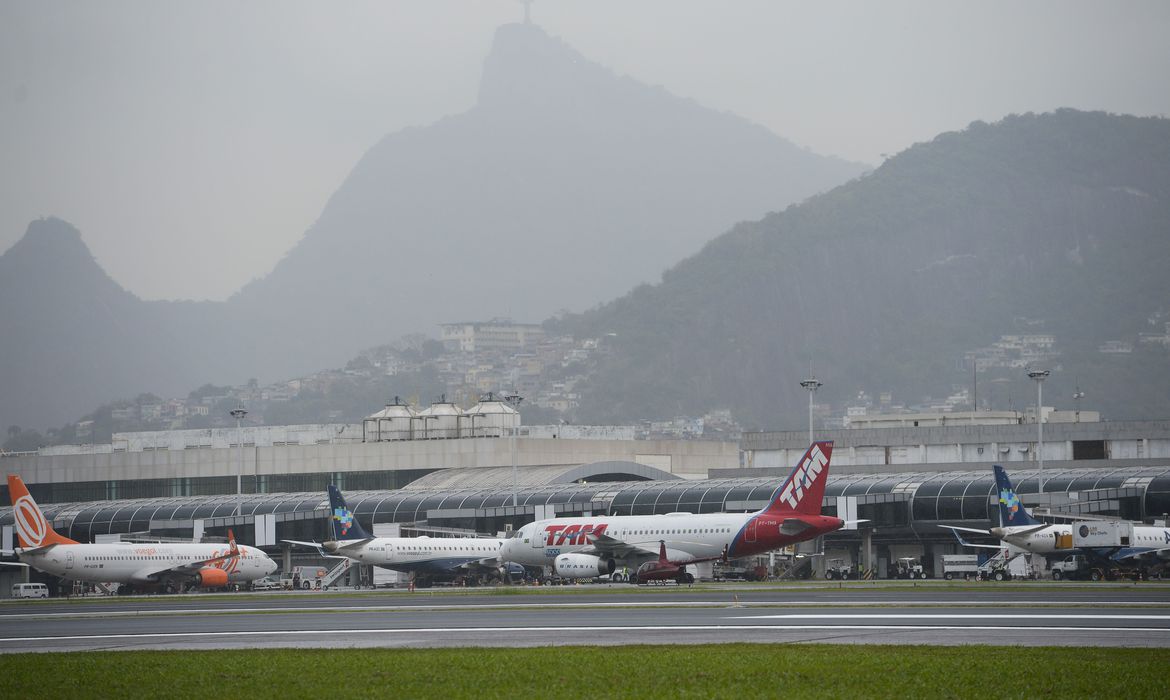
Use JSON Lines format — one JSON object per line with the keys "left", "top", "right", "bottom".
{"left": 777, "top": 446, "right": 828, "bottom": 509}
{"left": 542, "top": 523, "right": 608, "bottom": 547}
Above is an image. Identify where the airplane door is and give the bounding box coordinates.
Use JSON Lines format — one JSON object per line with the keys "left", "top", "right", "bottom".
{"left": 532, "top": 528, "right": 545, "bottom": 549}
{"left": 745, "top": 518, "right": 757, "bottom": 544}
{"left": 66, "top": 551, "right": 74, "bottom": 570}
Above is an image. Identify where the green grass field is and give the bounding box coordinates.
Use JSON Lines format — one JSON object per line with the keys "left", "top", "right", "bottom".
{"left": 1, "top": 644, "right": 1167, "bottom": 699}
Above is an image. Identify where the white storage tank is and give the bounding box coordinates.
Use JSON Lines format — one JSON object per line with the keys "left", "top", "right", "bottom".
{"left": 416, "top": 396, "right": 463, "bottom": 439}
{"left": 461, "top": 392, "right": 521, "bottom": 438}
{"left": 363, "top": 397, "right": 417, "bottom": 442}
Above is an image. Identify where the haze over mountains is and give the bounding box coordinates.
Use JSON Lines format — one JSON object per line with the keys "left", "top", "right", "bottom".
{"left": 0, "top": 23, "right": 865, "bottom": 431}
{"left": 560, "top": 110, "right": 1170, "bottom": 428}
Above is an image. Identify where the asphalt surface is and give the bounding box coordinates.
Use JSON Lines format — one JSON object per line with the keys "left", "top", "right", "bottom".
{"left": 3, "top": 583, "right": 1169, "bottom": 652}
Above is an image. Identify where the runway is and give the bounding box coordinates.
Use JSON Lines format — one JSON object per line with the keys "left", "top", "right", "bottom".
{"left": 3, "top": 584, "right": 1169, "bottom": 652}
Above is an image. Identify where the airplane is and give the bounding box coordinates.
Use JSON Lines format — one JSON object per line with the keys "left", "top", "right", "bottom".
{"left": 941, "top": 465, "right": 1170, "bottom": 570}
{"left": 4, "top": 474, "right": 276, "bottom": 592}
{"left": 500, "top": 441, "right": 845, "bottom": 580}
{"left": 283, "top": 485, "right": 520, "bottom": 587}
{"left": 631, "top": 540, "right": 692, "bottom": 585}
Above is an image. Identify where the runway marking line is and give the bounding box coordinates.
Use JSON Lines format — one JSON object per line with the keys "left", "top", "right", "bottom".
{"left": 5, "top": 599, "right": 1169, "bottom": 620}
{"left": 3, "top": 624, "right": 1170, "bottom": 645}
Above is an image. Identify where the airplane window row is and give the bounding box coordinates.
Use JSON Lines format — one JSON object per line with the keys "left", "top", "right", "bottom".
{"left": 617, "top": 527, "right": 730, "bottom": 536}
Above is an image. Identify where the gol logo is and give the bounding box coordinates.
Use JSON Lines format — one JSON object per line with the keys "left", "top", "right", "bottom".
{"left": 210, "top": 549, "right": 241, "bottom": 573}
{"left": 13, "top": 494, "right": 48, "bottom": 547}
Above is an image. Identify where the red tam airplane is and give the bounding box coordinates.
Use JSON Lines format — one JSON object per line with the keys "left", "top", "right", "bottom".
{"left": 500, "top": 442, "right": 842, "bottom": 580}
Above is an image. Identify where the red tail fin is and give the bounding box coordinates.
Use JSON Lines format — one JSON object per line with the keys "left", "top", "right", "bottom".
{"left": 762, "top": 441, "right": 833, "bottom": 516}
{"left": 658, "top": 540, "right": 668, "bottom": 564}
{"left": 7, "top": 474, "right": 78, "bottom": 547}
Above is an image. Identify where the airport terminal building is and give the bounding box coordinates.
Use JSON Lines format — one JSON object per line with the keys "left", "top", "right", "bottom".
{"left": 4, "top": 412, "right": 1170, "bottom": 585}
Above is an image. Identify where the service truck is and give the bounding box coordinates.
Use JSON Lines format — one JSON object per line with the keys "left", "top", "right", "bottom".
{"left": 941, "top": 554, "right": 980, "bottom": 580}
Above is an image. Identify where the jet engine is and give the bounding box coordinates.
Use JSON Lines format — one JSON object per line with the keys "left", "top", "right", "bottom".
{"left": 553, "top": 553, "right": 615, "bottom": 579}
{"left": 196, "top": 567, "right": 230, "bottom": 588}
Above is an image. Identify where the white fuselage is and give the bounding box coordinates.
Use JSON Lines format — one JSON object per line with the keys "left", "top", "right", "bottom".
{"left": 996, "top": 523, "right": 1170, "bottom": 558}
{"left": 18, "top": 542, "right": 276, "bottom": 584}
{"left": 330, "top": 536, "right": 504, "bottom": 574}
{"left": 502, "top": 512, "right": 755, "bottom": 567}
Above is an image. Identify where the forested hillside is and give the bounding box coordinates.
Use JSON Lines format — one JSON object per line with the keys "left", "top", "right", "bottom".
{"left": 557, "top": 110, "right": 1170, "bottom": 428}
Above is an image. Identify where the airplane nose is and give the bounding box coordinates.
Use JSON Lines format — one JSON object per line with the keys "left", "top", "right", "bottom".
{"left": 266, "top": 559, "right": 277, "bottom": 574}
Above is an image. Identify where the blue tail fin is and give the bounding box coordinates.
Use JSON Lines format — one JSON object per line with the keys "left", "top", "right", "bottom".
{"left": 993, "top": 465, "right": 1040, "bottom": 527}
{"left": 328, "top": 485, "right": 372, "bottom": 540}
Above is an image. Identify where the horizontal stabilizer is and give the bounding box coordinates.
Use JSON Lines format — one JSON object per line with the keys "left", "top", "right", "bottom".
{"left": 941, "top": 525, "right": 1003, "bottom": 549}
{"left": 779, "top": 519, "right": 813, "bottom": 536}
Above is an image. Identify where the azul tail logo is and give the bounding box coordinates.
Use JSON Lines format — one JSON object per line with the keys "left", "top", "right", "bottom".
{"left": 993, "top": 465, "right": 1040, "bottom": 527}
{"left": 327, "top": 485, "right": 371, "bottom": 540}
{"left": 7, "top": 474, "right": 78, "bottom": 548}
{"left": 766, "top": 441, "right": 833, "bottom": 515}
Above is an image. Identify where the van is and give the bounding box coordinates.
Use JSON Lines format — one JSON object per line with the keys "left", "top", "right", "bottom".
{"left": 12, "top": 583, "right": 49, "bottom": 599}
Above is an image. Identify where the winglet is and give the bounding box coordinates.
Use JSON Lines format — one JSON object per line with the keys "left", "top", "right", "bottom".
{"left": 993, "top": 465, "right": 1041, "bottom": 527}
{"left": 762, "top": 442, "right": 833, "bottom": 516}
{"left": 327, "top": 484, "right": 372, "bottom": 540}
{"left": 6, "top": 474, "right": 78, "bottom": 547}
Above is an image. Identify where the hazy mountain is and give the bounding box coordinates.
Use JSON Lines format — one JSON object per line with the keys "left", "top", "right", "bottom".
{"left": 556, "top": 110, "right": 1170, "bottom": 428}
{"left": 229, "top": 22, "right": 867, "bottom": 374}
{"left": 0, "top": 23, "right": 865, "bottom": 430}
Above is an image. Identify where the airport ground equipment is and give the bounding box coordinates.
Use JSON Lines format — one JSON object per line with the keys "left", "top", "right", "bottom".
{"left": 890, "top": 557, "right": 928, "bottom": 579}
{"left": 941, "top": 554, "right": 980, "bottom": 580}
{"left": 824, "top": 558, "right": 855, "bottom": 580}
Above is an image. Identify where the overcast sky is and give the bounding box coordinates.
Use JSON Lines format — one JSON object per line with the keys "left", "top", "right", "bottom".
{"left": 3, "top": 1, "right": 1168, "bottom": 302}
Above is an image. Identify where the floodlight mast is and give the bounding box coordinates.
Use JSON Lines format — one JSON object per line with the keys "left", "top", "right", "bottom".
{"left": 504, "top": 393, "right": 524, "bottom": 507}
{"left": 1027, "top": 369, "right": 1049, "bottom": 493}
{"left": 230, "top": 407, "right": 248, "bottom": 496}
{"left": 800, "top": 377, "right": 822, "bottom": 446}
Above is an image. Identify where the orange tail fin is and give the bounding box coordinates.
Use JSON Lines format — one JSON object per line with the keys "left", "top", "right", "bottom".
{"left": 7, "top": 474, "right": 78, "bottom": 547}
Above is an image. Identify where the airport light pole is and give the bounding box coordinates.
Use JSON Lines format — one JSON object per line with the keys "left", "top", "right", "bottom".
{"left": 800, "top": 377, "right": 822, "bottom": 446}
{"left": 1072, "top": 385, "right": 1085, "bottom": 423}
{"left": 504, "top": 393, "right": 524, "bottom": 507}
{"left": 230, "top": 407, "right": 248, "bottom": 497}
{"left": 1027, "top": 369, "right": 1049, "bottom": 493}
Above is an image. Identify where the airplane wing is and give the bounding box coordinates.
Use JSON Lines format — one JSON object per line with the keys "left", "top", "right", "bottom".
{"left": 454, "top": 556, "right": 506, "bottom": 573}
{"left": 0, "top": 561, "right": 30, "bottom": 568}
{"left": 1111, "top": 546, "right": 1170, "bottom": 561}
{"left": 583, "top": 533, "right": 717, "bottom": 566}
{"left": 582, "top": 532, "right": 660, "bottom": 559}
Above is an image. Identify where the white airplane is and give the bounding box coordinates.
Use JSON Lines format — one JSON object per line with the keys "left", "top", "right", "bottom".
{"left": 283, "top": 485, "right": 519, "bottom": 587}
{"left": 4, "top": 474, "right": 277, "bottom": 591}
{"left": 941, "top": 465, "right": 1170, "bottom": 565}
{"left": 500, "top": 441, "right": 845, "bottom": 581}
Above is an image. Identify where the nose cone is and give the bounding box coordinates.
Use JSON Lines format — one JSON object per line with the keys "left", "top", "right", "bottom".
{"left": 264, "top": 558, "right": 278, "bottom": 575}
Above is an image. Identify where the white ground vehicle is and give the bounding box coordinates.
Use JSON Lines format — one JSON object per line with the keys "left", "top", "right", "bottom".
{"left": 824, "top": 559, "right": 855, "bottom": 580}
{"left": 12, "top": 583, "right": 49, "bottom": 598}
{"left": 891, "top": 557, "right": 928, "bottom": 579}
{"left": 250, "top": 576, "right": 282, "bottom": 591}
{"left": 941, "top": 554, "right": 980, "bottom": 580}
